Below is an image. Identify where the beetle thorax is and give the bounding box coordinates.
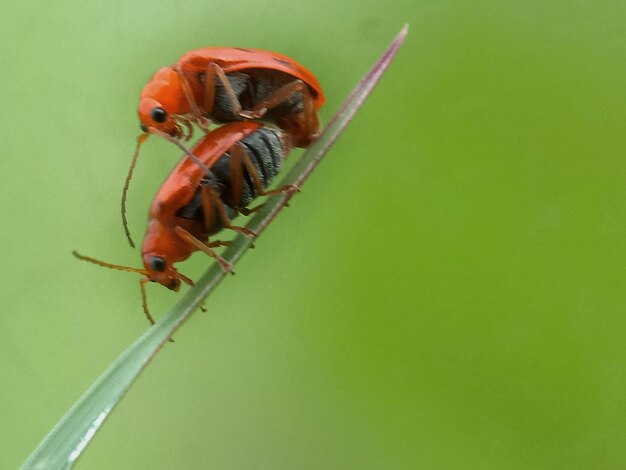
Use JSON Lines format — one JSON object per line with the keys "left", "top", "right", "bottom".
{"left": 138, "top": 67, "right": 192, "bottom": 133}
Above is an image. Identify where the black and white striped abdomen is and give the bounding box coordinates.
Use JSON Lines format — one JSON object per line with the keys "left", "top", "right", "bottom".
{"left": 176, "top": 126, "right": 286, "bottom": 224}
{"left": 234, "top": 126, "right": 284, "bottom": 205}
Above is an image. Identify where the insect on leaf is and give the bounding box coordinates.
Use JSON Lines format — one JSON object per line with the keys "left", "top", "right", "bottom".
{"left": 21, "top": 24, "right": 409, "bottom": 470}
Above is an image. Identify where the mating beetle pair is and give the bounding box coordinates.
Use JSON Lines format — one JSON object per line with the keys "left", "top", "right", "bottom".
{"left": 75, "top": 47, "right": 325, "bottom": 324}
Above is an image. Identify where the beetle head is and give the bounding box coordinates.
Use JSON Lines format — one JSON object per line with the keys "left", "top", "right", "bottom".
{"left": 138, "top": 97, "right": 182, "bottom": 137}
{"left": 138, "top": 67, "right": 185, "bottom": 137}
{"left": 142, "top": 253, "right": 181, "bottom": 291}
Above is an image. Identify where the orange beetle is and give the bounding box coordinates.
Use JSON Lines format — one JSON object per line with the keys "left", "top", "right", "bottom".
{"left": 77, "top": 121, "right": 294, "bottom": 324}
{"left": 139, "top": 47, "right": 325, "bottom": 147}
{"left": 123, "top": 47, "right": 324, "bottom": 247}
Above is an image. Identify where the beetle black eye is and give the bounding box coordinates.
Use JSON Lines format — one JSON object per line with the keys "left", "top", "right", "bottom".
{"left": 150, "top": 256, "right": 167, "bottom": 272}
{"left": 150, "top": 107, "right": 167, "bottom": 123}
{"left": 140, "top": 124, "right": 148, "bottom": 132}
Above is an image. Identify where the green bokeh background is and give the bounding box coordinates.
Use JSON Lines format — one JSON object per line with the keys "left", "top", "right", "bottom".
{"left": 2, "top": 1, "right": 626, "bottom": 468}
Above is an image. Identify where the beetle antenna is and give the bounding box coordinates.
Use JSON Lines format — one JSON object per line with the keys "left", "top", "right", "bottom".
{"left": 149, "top": 128, "right": 213, "bottom": 176}
{"left": 121, "top": 133, "right": 149, "bottom": 248}
{"left": 73, "top": 250, "right": 149, "bottom": 275}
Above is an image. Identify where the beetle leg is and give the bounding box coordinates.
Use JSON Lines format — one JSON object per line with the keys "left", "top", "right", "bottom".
{"left": 228, "top": 143, "right": 244, "bottom": 206}
{"left": 206, "top": 240, "right": 232, "bottom": 248}
{"left": 172, "top": 64, "right": 211, "bottom": 130}
{"left": 239, "top": 203, "right": 265, "bottom": 216}
{"left": 140, "top": 277, "right": 176, "bottom": 341}
{"left": 179, "top": 118, "right": 195, "bottom": 140}
{"left": 200, "top": 182, "right": 257, "bottom": 238}
{"left": 199, "top": 180, "right": 217, "bottom": 233}
{"left": 240, "top": 79, "right": 307, "bottom": 119}
{"left": 301, "top": 84, "right": 318, "bottom": 142}
{"left": 176, "top": 273, "right": 207, "bottom": 312}
{"left": 204, "top": 63, "right": 243, "bottom": 116}
{"left": 234, "top": 143, "right": 300, "bottom": 197}
{"left": 174, "top": 226, "right": 233, "bottom": 273}
{"left": 237, "top": 200, "right": 291, "bottom": 216}
{"left": 242, "top": 80, "right": 318, "bottom": 146}
{"left": 173, "top": 64, "right": 202, "bottom": 118}
{"left": 139, "top": 277, "right": 156, "bottom": 325}
{"left": 203, "top": 63, "right": 217, "bottom": 114}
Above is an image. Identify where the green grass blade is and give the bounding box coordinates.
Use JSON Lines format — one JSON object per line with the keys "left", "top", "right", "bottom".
{"left": 21, "top": 24, "right": 408, "bottom": 470}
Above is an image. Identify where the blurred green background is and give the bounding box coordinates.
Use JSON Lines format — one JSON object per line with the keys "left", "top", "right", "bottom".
{"left": 2, "top": 0, "right": 626, "bottom": 468}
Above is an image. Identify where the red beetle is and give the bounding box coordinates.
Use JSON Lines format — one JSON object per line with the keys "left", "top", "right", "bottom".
{"left": 77, "top": 121, "right": 294, "bottom": 324}
{"left": 139, "top": 47, "right": 325, "bottom": 147}
{"left": 123, "top": 47, "right": 324, "bottom": 246}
